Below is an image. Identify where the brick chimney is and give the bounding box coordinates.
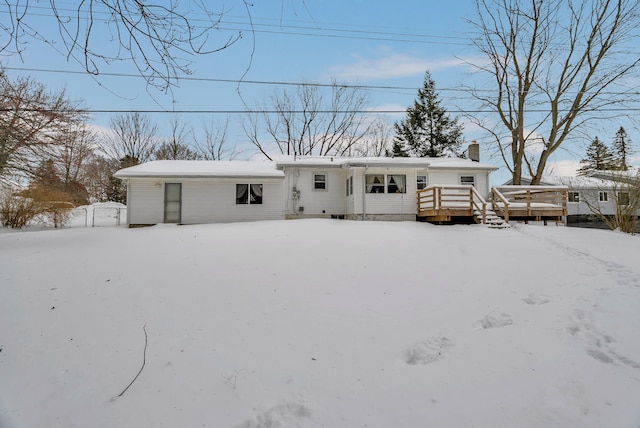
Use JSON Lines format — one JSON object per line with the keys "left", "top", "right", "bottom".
{"left": 468, "top": 140, "right": 480, "bottom": 162}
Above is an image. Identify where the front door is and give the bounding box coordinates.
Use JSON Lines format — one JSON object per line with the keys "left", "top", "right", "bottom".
{"left": 164, "top": 183, "right": 182, "bottom": 223}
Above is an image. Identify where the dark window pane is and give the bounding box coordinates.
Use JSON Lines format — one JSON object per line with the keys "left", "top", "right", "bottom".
{"left": 236, "top": 184, "right": 248, "bottom": 204}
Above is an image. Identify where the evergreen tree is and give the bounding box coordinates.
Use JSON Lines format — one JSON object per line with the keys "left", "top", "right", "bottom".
{"left": 612, "top": 126, "right": 633, "bottom": 171}
{"left": 106, "top": 155, "right": 138, "bottom": 203}
{"left": 392, "top": 71, "right": 463, "bottom": 157}
{"left": 577, "top": 137, "right": 616, "bottom": 175}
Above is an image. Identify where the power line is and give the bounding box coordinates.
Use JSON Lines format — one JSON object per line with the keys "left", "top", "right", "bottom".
{"left": 4, "top": 108, "right": 640, "bottom": 115}
{"left": 0, "top": 5, "right": 471, "bottom": 46}
{"left": 6, "top": 66, "right": 640, "bottom": 97}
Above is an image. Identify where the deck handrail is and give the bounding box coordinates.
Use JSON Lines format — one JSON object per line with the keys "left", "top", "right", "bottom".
{"left": 491, "top": 185, "right": 568, "bottom": 223}
{"left": 417, "top": 185, "right": 487, "bottom": 223}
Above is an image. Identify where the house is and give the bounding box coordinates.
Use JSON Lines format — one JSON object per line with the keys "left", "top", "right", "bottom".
{"left": 541, "top": 171, "right": 640, "bottom": 227}
{"left": 113, "top": 161, "right": 286, "bottom": 225}
{"left": 114, "top": 153, "right": 499, "bottom": 226}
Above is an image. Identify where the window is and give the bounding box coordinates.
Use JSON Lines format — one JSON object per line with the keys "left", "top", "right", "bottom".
{"left": 618, "top": 192, "right": 630, "bottom": 205}
{"left": 313, "top": 173, "right": 327, "bottom": 190}
{"left": 598, "top": 191, "right": 608, "bottom": 202}
{"left": 365, "top": 174, "right": 385, "bottom": 193}
{"left": 460, "top": 175, "right": 475, "bottom": 187}
{"left": 568, "top": 192, "right": 580, "bottom": 203}
{"left": 387, "top": 175, "right": 406, "bottom": 193}
{"left": 417, "top": 175, "right": 427, "bottom": 190}
{"left": 236, "top": 184, "right": 263, "bottom": 204}
{"left": 346, "top": 176, "right": 354, "bottom": 196}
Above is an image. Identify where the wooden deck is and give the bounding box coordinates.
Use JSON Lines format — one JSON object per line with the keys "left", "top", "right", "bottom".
{"left": 490, "top": 186, "right": 568, "bottom": 224}
{"left": 417, "top": 185, "right": 487, "bottom": 223}
{"left": 417, "top": 185, "right": 568, "bottom": 225}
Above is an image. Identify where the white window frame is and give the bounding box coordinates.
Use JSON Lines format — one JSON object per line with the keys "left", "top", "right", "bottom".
{"left": 313, "top": 173, "right": 327, "bottom": 190}
{"left": 387, "top": 174, "right": 407, "bottom": 194}
{"left": 459, "top": 175, "right": 475, "bottom": 187}
{"left": 598, "top": 191, "right": 608, "bottom": 202}
{"left": 236, "top": 183, "right": 263, "bottom": 205}
{"left": 417, "top": 175, "right": 428, "bottom": 190}
{"left": 365, "top": 174, "right": 385, "bottom": 194}
{"left": 345, "top": 176, "right": 354, "bottom": 196}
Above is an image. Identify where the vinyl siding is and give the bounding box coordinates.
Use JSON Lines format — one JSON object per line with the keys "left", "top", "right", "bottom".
{"left": 350, "top": 168, "right": 418, "bottom": 215}
{"left": 127, "top": 177, "right": 284, "bottom": 224}
{"left": 283, "top": 168, "right": 346, "bottom": 216}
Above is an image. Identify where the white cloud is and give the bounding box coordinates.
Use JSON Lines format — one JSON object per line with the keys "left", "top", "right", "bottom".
{"left": 329, "top": 50, "right": 473, "bottom": 80}
{"left": 544, "top": 160, "right": 581, "bottom": 177}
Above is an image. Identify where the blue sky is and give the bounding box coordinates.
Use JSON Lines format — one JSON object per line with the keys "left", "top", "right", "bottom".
{"left": 3, "top": 1, "right": 638, "bottom": 182}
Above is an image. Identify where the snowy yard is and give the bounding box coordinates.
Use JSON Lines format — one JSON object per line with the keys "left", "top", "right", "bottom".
{"left": 1, "top": 220, "right": 639, "bottom": 427}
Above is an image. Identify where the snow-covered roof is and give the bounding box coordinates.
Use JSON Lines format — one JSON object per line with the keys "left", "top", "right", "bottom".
{"left": 542, "top": 175, "right": 622, "bottom": 189}
{"left": 114, "top": 160, "right": 284, "bottom": 179}
{"left": 589, "top": 169, "right": 640, "bottom": 185}
{"left": 274, "top": 156, "right": 498, "bottom": 171}
{"left": 114, "top": 156, "right": 498, "bottom": 179}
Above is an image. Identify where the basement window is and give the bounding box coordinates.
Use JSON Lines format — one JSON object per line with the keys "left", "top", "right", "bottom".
{"left": 236, "top": 184, "right": 263, "bottom": 204}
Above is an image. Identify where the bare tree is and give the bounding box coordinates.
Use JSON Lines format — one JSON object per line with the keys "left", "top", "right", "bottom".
{"left": 195, "top": 117, "right": 238, "bottom": 160}
{"left": 154, "top": 116, "right": 200, "bottom": 160}
{"left": 468, "top": 0, "right": 640, "bottom": 184}
{"left": 83, "top": 155, "right": 120, "bottom": 202}
{"left": 1, "top": 1, "right": 245, "bottom": 92}
{"left": 54, "top": 124, "right": 96, "bottom": 188}
{"left": 0, "top": 70, "right": 84, "bottom": 179}
{"left": 349, "top": 118, "right": 394, "bottom": 157}
{"left": 103, "top": 112, "right": 158, "bottom": 165}
{"left": 244, "top": 80, "right": 372, "bottom": 159}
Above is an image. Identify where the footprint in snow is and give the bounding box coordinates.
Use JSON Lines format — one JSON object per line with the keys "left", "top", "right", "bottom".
{"left": 236, "top": 403, "right": 312, "bottom": 428}
{"left": 522, "top": 294, "right": 550, "bottom": 305}
{"left": 475, "top": 313, "right": 513, "bottom": 330}
{"left": 403, "top": 337, "right": 453, "bottom": 365}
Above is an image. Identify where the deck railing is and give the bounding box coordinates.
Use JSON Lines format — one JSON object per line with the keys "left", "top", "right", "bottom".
{"left": 417, "top": 185, "right": 487, "bottom": 223}
{"left": 490, "top": 186, "right": 568, "bottom": 223}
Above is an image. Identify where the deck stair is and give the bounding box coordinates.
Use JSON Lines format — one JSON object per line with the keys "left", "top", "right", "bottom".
{"left": 474, "top": 208, "right": 510, "bottom": 229}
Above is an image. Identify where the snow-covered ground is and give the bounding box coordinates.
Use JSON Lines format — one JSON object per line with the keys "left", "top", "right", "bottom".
{"left": 1, "top": 220, "right": 639, "bottom": 427}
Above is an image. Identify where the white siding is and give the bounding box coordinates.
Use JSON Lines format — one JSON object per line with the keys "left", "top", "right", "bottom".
{"left": 128, "top": 178, "right": 165, "bottom": 224}
{"left": 428, "top": 169, "right": 492, "bottom": 199}
{"left": 283, "top": 168, "right": 346, "bottom": 216}
{"left": 127, "top": 177, "right": 284, "bottom": 225}
{"left": 349, "top": 168, "right": 418, "bottom": 216}
{"left": 567, "top": 188, "right": 639, "bottom": 217}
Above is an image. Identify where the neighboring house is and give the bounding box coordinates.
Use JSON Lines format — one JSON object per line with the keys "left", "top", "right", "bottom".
{"left": 540, "top": 171, "right": 640, "bottom": 226}
{"left": 114, "top": 155, "right": 498, "bottom": 226}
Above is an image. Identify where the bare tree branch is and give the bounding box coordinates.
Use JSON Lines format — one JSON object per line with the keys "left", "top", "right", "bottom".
{"left": 244, "top": 80, "right": 372, "bottom": 158}
{"left": 466, "top": 0, "right": 640, "bottom": 184}
{"left": 0, "top": 1, "right": 245, "bottom": 92}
